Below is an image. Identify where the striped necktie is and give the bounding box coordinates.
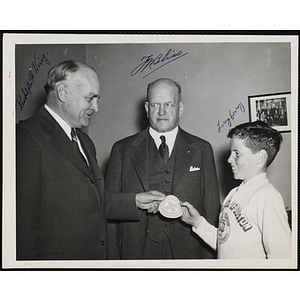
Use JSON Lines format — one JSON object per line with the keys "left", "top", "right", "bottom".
{"left": 71, "top": 128, "right": 88, "bottom": 165}
{"left": 159, "top": 135, "right": 169, "bottom": 165}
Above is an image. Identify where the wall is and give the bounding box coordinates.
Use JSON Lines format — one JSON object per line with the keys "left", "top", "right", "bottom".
{"left": 87, "top": 42, "right": 291, "bottom": 207}
{"left": 16, "top": 44, "right": 87, "bottom": 123}
{"left": 15, "top": 42, "right": 292, "bottom": 209}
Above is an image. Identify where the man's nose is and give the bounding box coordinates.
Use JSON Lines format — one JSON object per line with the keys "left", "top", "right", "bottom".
{"left": 91, "top": 99, "right": 99, "bottom": 112}
{"left": 158, "top": 105, "right": 166, "bottom": 115}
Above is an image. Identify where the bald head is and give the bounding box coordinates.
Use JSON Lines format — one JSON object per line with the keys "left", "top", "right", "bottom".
{"left": 147, "top": 78, "right": 182, "bottom": 103}
{"left": 145, "top": 78, "right": 184, "bottom": 133}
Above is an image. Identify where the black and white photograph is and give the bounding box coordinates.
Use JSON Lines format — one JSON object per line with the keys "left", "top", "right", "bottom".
{"left": 248, "top": 92, "right": 291, "bottom": 132}
{"left": 2, "top": 33, "right": 298, "bottom": 270}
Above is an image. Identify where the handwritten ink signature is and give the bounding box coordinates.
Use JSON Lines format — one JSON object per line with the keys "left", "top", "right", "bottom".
{"left": 217, "top": 102, "right": 245, "bottom": 133}
{"left": 16, "top": 52, "right": 51, "bottom": 110}
{"left": 130, "top": 49, "right": 189, "bottom": 78}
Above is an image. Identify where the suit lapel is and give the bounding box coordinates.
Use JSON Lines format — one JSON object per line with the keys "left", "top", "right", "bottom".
{"left": 77, "top": 130, "right": 104, "bottom": 183}
{"left": 38, "top": 107, "right": 94, "bottom": 181}
{"left": 49, "top": 127, "right": 94, "bottom": 180}
{"left": 129, "top": 127, "right": 196, "bottom": 192}
{"left": 130, "top": 128, "right": 150, "bottom": 192}
{"left": 77, "top": 131, "right": 104, "bottom": 203}
{"left": 172, "top": 128, "right": 196, "bottom": 189}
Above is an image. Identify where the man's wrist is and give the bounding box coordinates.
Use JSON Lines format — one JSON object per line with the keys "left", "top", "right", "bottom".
{"left": 135, "top": 194, "right": 139, "bottom": 208}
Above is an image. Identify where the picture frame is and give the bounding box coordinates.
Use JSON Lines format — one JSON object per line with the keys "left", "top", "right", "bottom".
{"left": 248, "top": 92, "right": 291, "bottom": 132}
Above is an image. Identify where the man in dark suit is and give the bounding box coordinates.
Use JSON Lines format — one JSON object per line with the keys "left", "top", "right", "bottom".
{"left": 105, "top": 78, "right": 220, "bottom": 259}
{"left": 16, "top": 60, "right": 164, "bottom": 260}
{"left": 16, "top": 60, "right": 106, "bottom": 260}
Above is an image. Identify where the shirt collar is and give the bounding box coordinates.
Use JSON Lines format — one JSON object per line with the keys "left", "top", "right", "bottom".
{"left": 44, "top": 104, "right": 72, "bottom": 140}
{"left": 239, "top": 172, "right": 268, "bottom": 190}
{"left": 149, "top": 126, "right": 178, "bottom": 154}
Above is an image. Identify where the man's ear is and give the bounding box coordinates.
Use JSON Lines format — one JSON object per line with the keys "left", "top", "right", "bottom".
{"left": 179, "top": 102, "right": 185, "bottom": 118}
{"left": 56, "top": 83, "right": 68, "bottom": 103}
{"left": 144, "top": 101, "right": 149, "bottom": 118}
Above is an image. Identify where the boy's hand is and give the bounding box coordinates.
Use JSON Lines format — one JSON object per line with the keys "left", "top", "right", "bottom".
{"left": 180, "top": 201, "right": 202, "bottom": 228}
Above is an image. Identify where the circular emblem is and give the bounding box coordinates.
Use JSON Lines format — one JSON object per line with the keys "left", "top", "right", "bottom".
{"left": 159, "top": 195, "right": 183, "bottom": 218}
{"left": 217, "top": 212, "right": 230, "bottom": 244}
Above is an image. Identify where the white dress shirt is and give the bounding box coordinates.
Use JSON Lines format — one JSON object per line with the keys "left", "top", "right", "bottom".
{"left": 148, "top": 126, "right": 178, "bottom": 156}
{"left": 44, "top": 104, "right": 89, "bottom": 164}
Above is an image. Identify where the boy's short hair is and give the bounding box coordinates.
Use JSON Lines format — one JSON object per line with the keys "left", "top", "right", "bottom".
{"left": 227, "top": 121, "right": 283, "bottom": 167}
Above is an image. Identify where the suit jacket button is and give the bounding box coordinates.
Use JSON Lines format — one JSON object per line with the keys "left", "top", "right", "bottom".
{"left": 90, "top": 179, "right": 94, "bottom": 184}
{"left": 101, "top": 240, "right": 106, "bottom": 246}
{"left": 145, "top": 227, "right": 149, "bottom": 232}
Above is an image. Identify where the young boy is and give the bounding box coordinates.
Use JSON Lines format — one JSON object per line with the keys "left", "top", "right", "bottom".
{"left": 181, "top": 121, "right": 291, "bottom": 259}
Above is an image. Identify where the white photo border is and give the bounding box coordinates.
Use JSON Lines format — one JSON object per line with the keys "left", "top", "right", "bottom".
{"left": 2, "top": 33, "right": 299, "bottom": 270}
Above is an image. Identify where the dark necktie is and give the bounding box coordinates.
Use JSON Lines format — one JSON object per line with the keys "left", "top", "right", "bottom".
{"left": 71, "top": 128, "right": 88, "bottom": 165}
{"left": 159, "top": 135, "right": 169, "bottom": 165}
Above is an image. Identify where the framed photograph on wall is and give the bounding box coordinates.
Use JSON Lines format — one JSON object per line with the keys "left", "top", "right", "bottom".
{"left": 248, "top": 92, "right": 291, "bottom": 132}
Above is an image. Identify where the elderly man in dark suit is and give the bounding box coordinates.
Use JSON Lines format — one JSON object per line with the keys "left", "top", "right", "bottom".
{"left": 16, "top": 60, "right": 164, "bottom": 260}
{"left": 105, "top": 78, "right": 220, "bottom": 259}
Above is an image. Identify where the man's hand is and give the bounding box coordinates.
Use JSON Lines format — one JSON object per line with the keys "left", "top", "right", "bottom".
{"left": 135, "top": 191, "right": 166, "bottom": 213}
{"left": 180, "top": 201, "right": 202, "bottom": 228}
